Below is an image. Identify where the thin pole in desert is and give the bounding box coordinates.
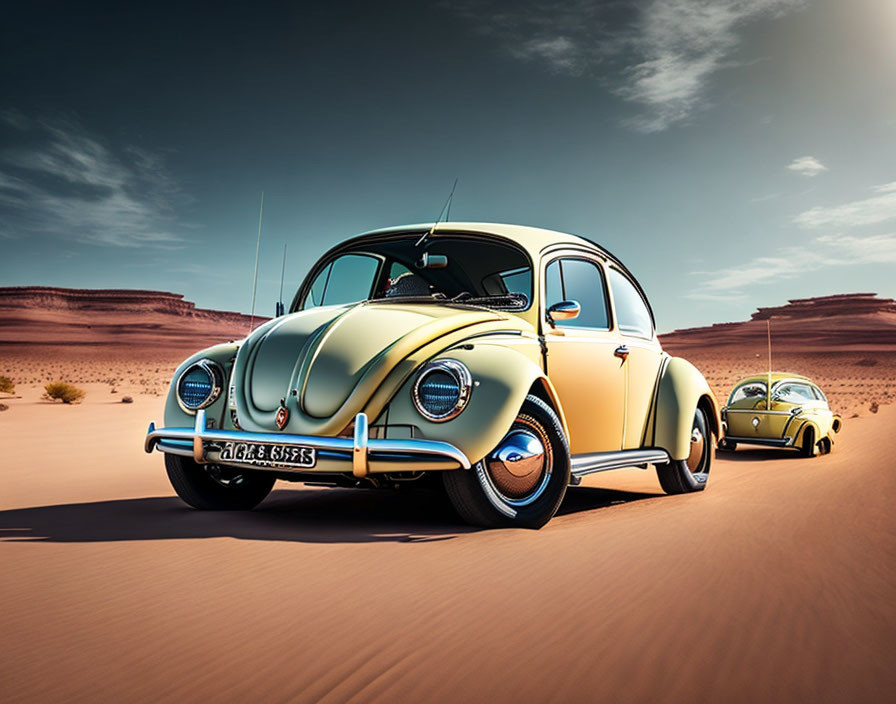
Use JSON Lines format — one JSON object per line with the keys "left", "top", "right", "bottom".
{"left": 249, "top": 191, "right": 264, "bottom": 332}
{"left": 767, "top": 319, "right": 772, "bottom": 410}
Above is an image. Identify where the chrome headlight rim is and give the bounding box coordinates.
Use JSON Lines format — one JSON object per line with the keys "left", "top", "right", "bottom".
{"left": 175, "top": 358, "right": 224, "bottom": 414}
{"left": 412, "top": 359, "right": 472, "bottom": 422}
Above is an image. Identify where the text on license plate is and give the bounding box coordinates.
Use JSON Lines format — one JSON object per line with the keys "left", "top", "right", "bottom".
{"left": 219, "top": 441, "right": 316, "bottom": 468}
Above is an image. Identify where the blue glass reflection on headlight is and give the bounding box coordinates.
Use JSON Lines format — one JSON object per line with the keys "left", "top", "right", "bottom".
{"left": 178, "top": 366, "right": 213, "bottom": 409}
{"left": 418, "top": 370, "right": 461, "bottom": 416}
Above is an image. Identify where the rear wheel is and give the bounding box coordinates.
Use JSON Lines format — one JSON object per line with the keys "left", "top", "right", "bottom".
{"left": 657, "top": 406, "right": 712, "bottom": 494}
{"left": 442, "top": 395, "right": 570, "bottom": 529}
{"left": 800, "top": 426, "right": 817, "bottom": 457}
{"left": 165, "top": 454, "right": 275, "bottom": 510}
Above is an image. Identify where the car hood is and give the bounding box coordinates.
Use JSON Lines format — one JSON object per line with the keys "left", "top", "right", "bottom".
{"left": 231, "top": 301, "right": 529, "bottom": 435}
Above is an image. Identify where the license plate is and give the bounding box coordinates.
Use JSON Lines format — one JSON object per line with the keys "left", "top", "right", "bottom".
{"left": 218, "top": 441, "right": 316, "bottom": 469}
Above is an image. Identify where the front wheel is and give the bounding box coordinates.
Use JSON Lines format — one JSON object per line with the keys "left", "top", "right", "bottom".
{"left": 165, "top": 454, "right": 275, "bottom": 510}
{"left": 718, "top": 437, "right": 737, "bottom": 451}
{"left": 656, "top": 406, "right": 713, "bottom": 494}
{"left": 442, "top": 395, "right": 570, "bottom": 529}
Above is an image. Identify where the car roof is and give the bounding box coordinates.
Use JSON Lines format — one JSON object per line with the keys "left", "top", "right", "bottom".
{"left": 355, "top": 222, "right": 623, "bottom": 264}
{"left": 732, "top": 372, "right": 815, "bottom": 386}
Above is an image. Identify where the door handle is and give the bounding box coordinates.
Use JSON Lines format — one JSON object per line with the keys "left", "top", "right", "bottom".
{"left": 614, "top": 345, "right": 629, "bottom": 360}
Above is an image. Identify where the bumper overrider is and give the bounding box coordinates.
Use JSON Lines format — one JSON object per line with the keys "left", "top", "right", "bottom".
{"left": 145, "top": 409, "right": 471, "bottom": 478}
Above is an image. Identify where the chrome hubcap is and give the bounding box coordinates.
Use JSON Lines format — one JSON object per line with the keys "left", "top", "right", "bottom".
{"left": 480, "top": 415, "right": 553, "bottom": 507}
{"left": 205, "top": 463, "right": 246, "bottom": 488}
{"left": 686, "top": 415, "right": 706, "bottom": 473}
{"left": 486, "top": 429, "right": 546, "bottom": 499}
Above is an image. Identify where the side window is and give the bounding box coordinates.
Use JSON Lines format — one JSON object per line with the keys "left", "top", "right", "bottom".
{"left": 545, "top": 258, "right": 610, "bottom": 329}
{"left": 545, "top": 260, "right": 563, "bottom": 308}
{"left": 774, "top": 383, "right": 816, "bottom": 404}
{"left": 304, "top": 254, "right": 380, "bottom": 308}
{"left": 608, "top": 268, "right": 653, "bottom": 338}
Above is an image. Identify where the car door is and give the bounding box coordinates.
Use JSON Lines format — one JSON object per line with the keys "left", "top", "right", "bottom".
{"left": 607, "top": 267, "right": 664, "bottom": 449}
{"left": 542, "top": 255, "right": 625, "bottom": 454}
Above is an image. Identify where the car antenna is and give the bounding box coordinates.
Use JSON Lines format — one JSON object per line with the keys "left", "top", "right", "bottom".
{"left": 276, "top": 242, "right": 288, "bottom": 317}
{"left": 415, "top": 178, "right": 457, "bottom": 248}
{"left": 248, "top": 191, "right": 264, "bottom": 332}
{"left": 766, "top": 319, "right": 772, "bottom": 410}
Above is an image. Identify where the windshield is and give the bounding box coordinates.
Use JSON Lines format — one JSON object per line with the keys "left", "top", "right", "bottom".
{"left": 300, "top": 234, "right": 532, "bottom": 311}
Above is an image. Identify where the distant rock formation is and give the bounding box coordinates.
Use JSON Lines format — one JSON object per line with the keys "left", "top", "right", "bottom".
{"left": 751, "top": 293, "right": 896, "bottom": 320}
{"left": 661, "top": 293, "right": 896, "bottom": 351}
{"left": 0, "top": 287, "right": 260, "bottom": 324}
{"left": 0, "top": 286, "right": 269, "bottom": 348}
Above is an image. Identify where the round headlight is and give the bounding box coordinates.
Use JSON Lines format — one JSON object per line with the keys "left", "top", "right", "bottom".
{"left": 176, "top": 359, "right": 223, "bottom": 412}
{"left": 412, "top": 359, "right": 472, "bottom": 422}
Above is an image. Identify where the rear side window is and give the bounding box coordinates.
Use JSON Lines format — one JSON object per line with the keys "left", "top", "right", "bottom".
{"left": 544, "top": 258, "right": 610, "bottom": 329}
{"left": 305, "top": 254, "right": 380, "bottom": 308}
{"left": 730, "top": 383, "right": 767, "bottom": 404}
{"left": 608, "top": 268, "right": 653, "bottom": 338}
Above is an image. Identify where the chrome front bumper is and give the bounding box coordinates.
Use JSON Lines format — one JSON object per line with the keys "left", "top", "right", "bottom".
{"left": 145, "top": 409, "right": 471, "bottom": 478}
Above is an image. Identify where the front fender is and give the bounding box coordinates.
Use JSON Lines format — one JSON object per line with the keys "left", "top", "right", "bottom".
{"left": 383, "top": 343, "right": 555, "bottom": 466}
{"left": 163, "top": 342, "right": 240, "bottom": 429}
{"left": 649, "top": 356, "right": 720, "bottom": 461}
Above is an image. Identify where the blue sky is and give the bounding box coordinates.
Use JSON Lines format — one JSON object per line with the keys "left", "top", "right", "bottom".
{"left": 1, "top": 0, "right": 895, "bottom": 331}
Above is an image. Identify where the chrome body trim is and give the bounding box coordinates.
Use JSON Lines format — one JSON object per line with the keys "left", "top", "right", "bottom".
{"left": 724, "top": 436, "right": 794, "bottom": 447}
{"left": 724, "top": 409, "right": 794, "bottom": 416}
{"left": 145, "top": 409, "right": 471, "bottom": 472}
{"left": 411, "top": 358, "right": 473, "bottom": 422}
{"left": 570, "top": 448, "right": 671, "bottom": 477}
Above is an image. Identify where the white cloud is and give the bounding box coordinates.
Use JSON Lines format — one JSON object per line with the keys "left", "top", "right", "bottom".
{"left": 0, "top": 117, "right": 187, "bottom": 247}
{"left": 688, "top": 231, "right": 896, "bottom": 299}
{"left": 786, "top": 156, "right": 828, "bottom": 177}
{"left": 793, "top": 182, "right": 896, "bottom": 229}
{"left": 448, "top": 0, "right": 809, "bottom": 132}
{"left": 511, "top": 36, "right": 579, "bottom": 71}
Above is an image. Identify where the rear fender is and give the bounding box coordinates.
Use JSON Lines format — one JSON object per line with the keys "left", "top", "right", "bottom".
{"left": 648, "top": 356, "right": 720, "bottom": 461}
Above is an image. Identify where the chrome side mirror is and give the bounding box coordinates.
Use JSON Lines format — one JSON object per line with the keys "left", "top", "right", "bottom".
{"left": 547, "top": 300, "right": 580, "bottom": 325}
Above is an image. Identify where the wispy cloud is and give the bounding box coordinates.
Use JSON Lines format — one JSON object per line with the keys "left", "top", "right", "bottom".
{"left": 0, "top": 113, "right": 188, "bottom": 247}
{"left": 619, "top": 0, "right": 809, "bottom": 132}
{"left": 447, "top": 0, "right": 809, "bottom": 132}
{"left": 786, "top": 156, "right": 828, "bottom": 177}
{"left": 688, "top": 231, "right": 896, "bottom": 299}
{"left": 794, "top": 181, "right": 896, "bottom": 229}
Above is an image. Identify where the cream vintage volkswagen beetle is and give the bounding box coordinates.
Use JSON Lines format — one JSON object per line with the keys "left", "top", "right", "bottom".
{"left": 146, "top": 223, "right": 720, "bottom": 528}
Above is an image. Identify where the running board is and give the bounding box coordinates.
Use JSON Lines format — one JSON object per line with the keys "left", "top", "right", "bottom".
{"left": 570, "top": 449, "right": 671, "bottom": 478}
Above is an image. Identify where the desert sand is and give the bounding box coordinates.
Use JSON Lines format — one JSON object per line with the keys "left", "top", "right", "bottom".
{"left": 1, "top": 288, "right": 894, "bottom": 702}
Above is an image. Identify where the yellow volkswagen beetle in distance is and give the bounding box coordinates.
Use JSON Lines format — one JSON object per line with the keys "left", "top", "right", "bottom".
{"left": 146, "top": 223, "right": 720, "bottom": 528}
{"left": 719, "top": 373, "right": 841, "bottom": 456}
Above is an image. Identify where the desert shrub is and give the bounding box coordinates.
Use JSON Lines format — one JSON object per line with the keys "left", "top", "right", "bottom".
{"left": 0, "top": 403, "right": 8, "bottom": 412}
{"left": 43, "top": 382, "right": 86, "bottom": 404}
{"left": 855, "top": 358, "right": 878, "bottom": 367}
{"left": 869, "top": 401, "right": 879, "bottom": 414}
{"left": 0, "top": 376, "right": 14, "bottom": 394}
{"left": 121, "top": 396, "right": 134, "bottom": 404}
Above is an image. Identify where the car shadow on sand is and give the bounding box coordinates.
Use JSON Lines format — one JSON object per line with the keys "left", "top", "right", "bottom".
{"left": 718, "top": 448, "right": 807, "bottom": 462}
{"left": 0, "top": 482, "right": 661, "bottom": 545}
